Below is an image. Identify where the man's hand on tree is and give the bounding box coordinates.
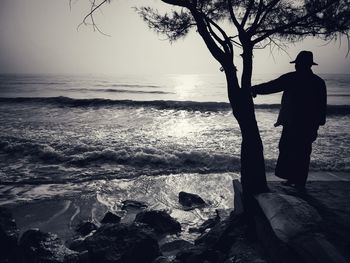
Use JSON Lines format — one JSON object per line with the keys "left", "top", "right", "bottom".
{"left": 250, "top": 86, "right": 257, "bottom": 98}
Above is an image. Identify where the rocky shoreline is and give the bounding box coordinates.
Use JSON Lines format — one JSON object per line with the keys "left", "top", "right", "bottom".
{"left": 2, "top": 179, "right": 350, "bottom": 263}
{"left": 0, "top": 191, "right": 267, "bottom": 263}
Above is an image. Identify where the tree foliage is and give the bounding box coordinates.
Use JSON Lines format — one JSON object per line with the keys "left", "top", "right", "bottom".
{"left": 78, "top": 0, "right": 350, "bottom": 72}
{"left": 137, "top": 0, "right": 349, "bottom": 47}
{"left": 137, "top": 7, "right": 195, "bottom": 42}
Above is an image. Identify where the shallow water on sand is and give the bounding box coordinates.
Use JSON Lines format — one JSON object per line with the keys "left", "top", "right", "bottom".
{"left": 1, "top": 173, "right": 237, "bottom": 242}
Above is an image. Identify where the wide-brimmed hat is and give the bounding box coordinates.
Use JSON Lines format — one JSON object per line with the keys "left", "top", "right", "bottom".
{"left": 290, "top": 51, "right": 318, "bottom": 66}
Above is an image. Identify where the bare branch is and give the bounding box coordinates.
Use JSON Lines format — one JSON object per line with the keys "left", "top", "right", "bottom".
{"left": 75, "top": 0, "right": 349, "bottom": 68}
{"left": 248, "top": 0, "right": 264, "bottom": 32}
{"left": 205, "top": 19, "right": 226, "bottom": 46}
{"left": 227, "top": 0, "right": 243, "bottom": 32}
{"left": 77, "top": 0, "right": 111, "bottom": 36}
{"left": 249, "top": 0, "right": 280, "bottom": 34}
{"left": 241, "top": 0, "right": 254, "bottom": 29}
{"left": 206, "top": 17, "right": 234, "bottom": 60}
{"left": 190, "top": 10, "right": 227, "bottom": 64}
{"left": 161, "top": 0, "right": 190, "bottom": 8}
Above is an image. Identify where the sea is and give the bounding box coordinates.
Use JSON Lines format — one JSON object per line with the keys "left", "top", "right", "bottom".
{"left": 0, "top": 73, "right": 349, "bottom": 241}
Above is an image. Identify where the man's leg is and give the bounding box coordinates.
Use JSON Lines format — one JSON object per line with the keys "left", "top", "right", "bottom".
{"left": 275, "top": 128, "right": 294, "bottom": 181}
{"left": 293, "top": 141, "right": 313, "bottom": 189}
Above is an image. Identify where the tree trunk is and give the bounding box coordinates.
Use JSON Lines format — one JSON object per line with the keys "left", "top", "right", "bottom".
{"left": 241, "top": 46, "right": 269, "bottom": 196}
{"left": 224, "top": 49, "right": 269, "bottom": 198}
{"left": 190, "top": 8, "right": 268, "bottom": 202}
{"left": 238, "top": 98, "right": 269, "bottom": 197}
{"left": 224, "top": 59, "right": 269, "bottom": 235}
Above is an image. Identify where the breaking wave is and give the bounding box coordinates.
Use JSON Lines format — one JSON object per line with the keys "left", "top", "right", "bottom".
{"left": 0, "top": 138, "right": 242, "bottom": 176}
{"left": 95, "top": 84, "right": 160, "bottom": 88}
{"left": 0, "top": 136, "right": 347, "bottom": 184}
{"left": 0, "top": 96, "right": 349, "bottom": 114}
{"left": 67, "top": 88, "right": 174, "bottom": 94}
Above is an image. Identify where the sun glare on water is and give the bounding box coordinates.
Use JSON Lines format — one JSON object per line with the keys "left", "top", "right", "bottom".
{"left": 172, "top": 74, "right": 203, "bottom": 101}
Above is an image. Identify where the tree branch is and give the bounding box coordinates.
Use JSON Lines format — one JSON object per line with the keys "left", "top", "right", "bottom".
{"left": 207, "top": 18, "right": 234, "bottom": 61}
{"left": 250, "top": 0, "right": 278, "bottom": 34}
{"left": 137, "top": 7, "right": 195, "bottom": 42}
{"left": 77, "top": 0, "right": 111, "bottom": 36}
{"left": 206, "top": 20, "right": 225, "bottom": 45}
{"left": 241, "top": 0, "right": 254, "bottom": 29}
{"left": 190, "top": 10, "right": 227, "bottom": 64}
{"left": 161, "top": 0, "right": 190, "bottom": 8}
{"left": 252, "top": 0, "right": 340, "bottom": 44}
{"left": 227, "top": 0, "right": 243, "bottom": 32}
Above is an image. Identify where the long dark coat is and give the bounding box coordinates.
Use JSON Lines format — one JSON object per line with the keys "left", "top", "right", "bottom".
{"left": 252, "top": 70, "right": 327, "bottom": 186}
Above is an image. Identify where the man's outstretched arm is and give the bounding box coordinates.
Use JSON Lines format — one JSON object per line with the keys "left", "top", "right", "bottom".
{"left": 251, "top": 74, "right": 288, "bottom": 97}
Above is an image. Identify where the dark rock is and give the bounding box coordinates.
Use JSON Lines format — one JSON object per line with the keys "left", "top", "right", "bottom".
{"left": 178, "top": 192, "right": 206, "bottom": 209}
{"left": 19, "top": 229, "right": 77, "bottom": 263}
{"left": 120, "top": 200, "right": 148, "bottom": 224}
{"left": 176, "top": 246, "right": 225, "bottom": 263}
{"left": 0, "top": 207, "right": 19, "bottom": 262}
{"left": 290, "top": 233, "right": 348, "bottom": 263}
{"left": 160, "top": 239, "right": 194, "bottom": 256}
{"left": 65, "top": 250, "right": 91, "bottom": 263}
{"left": 121, "top": 200, "right": 148, "bottom": 210}
{"left": 72, "top": 223, "right": 160, "bottom": 263}
{"left": 189, "top": 218, "right": 218, "bottom": 234}
{"left": 195, "top": 214, "right": 245, "bottom": 253}
{"left": 227, "top": 229, "right": 268, "bottom": 263}
{"left": 135, "top": 210, "right": 181, "bottom": 234}
{"left": 67, "top": 237, "right": 85, "bottom": 252}
{"left": 152, "top": 256, "right": 178, "bottom": 263}
{"left": 189, "top": 211, "right": 220, "bottom": 233}
{"left": 101, "top": 211, "right": 121, "bottom": 224}
{"left": 255, "top": 193, "right": 322, "bottom": 242}
{"left": 75, "top": 221, "right": 97, "bottom": 236}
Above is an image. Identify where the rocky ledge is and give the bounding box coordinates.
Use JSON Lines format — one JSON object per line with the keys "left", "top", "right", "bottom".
{"left": 0, "top": 190, "right": 267, "bottom": 263}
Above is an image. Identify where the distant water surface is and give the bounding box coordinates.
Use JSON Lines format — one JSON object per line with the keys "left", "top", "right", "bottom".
{"left": 1, "top": 73, "right": 349, "bottom": 104}
{"left": 0, "top": 73, "right": 349, "bottom": 183}
{"left": 0, "top": 73, "right": 349, "bottom": 240}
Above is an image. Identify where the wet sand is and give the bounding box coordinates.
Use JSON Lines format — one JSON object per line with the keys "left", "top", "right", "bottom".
{"left": 1, "top": 172, "right": 349, "bottom": 246}
{"left": 0, "top": 173, "right": 236, "bottom": 242}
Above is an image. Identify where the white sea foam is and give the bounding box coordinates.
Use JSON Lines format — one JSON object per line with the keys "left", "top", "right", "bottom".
{"left": 0, "top": 98, "right": 349, "bottom": 185}
{"left": 0, "top": 74, "right": 349, "bottom": 204}
{"left": 0, "top": 173, "right": 238, "bottom": 242}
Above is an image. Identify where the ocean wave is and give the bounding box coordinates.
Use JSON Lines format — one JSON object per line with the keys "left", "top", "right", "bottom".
{"left": 0, "top": 138, "right": 347, "bottom": 180}
{"left": 0, "top": 139, "right": 238, "bottom": 169}
{"left": 0, "top": 140, "right": 67, "bottom": 163}
{"left": 0, "top": 96, "right": 349, "bottom": 115}
{"left": 67, "top": 147, "right": 241, "bottom": 171}
{"left": 1, "top": 81, "right": 66, "bottom": 85}
{"left": 95, "top": 84, "right": 160, "bottom": 88}
{"left": 67, "top": 88, "right": 174, "bottom": 94}
{"left": 331, "top": 94, "right": 350, "bottom": 97}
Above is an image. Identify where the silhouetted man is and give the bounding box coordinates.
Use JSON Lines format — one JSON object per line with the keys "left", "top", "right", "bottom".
{"left": 252, "top": 51, "right": 327, "bottom": 190}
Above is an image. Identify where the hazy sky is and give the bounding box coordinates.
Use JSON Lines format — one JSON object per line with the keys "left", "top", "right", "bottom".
{"left": 0, "top": 0, "right": 349, "bottom": 75}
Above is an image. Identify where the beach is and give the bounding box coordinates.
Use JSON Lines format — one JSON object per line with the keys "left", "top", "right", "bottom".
{"left": 0, "top": 73, "right": 349, "bottom": 260}
{"left": 1, "top": 171, "right": 350, "bottom": 263}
